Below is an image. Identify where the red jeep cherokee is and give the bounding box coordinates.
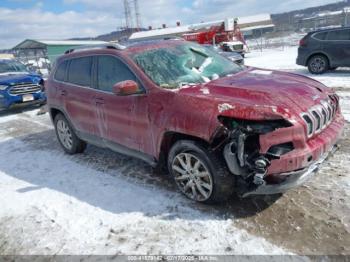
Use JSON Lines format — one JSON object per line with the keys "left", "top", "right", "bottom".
{"left": 46, "top": 40, "right": 345, "bottom": 203}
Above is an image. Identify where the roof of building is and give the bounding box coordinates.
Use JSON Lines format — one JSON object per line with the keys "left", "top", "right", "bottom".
{"left": 238, "top": 14, "right": 271, "bottom": 24}
{"left": 13, "top": 39, "right": 108, "bottom": 49}
{"left": 240, "top": 24, "right": 275, "bottom": 32}
{"left": 130, "top": 14, "right": 272, "bottom": 40}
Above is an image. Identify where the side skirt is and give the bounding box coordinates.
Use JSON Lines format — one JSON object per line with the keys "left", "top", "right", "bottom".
{"left": 76, "top": 131, "right": 158, "bottom": 167}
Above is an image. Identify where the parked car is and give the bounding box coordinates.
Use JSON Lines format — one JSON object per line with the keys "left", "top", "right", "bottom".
{"left": 297, "top": 27, "right": 350, "bottom": 74}
{"left": 202, "top": 44, "right": 244, "bottom": 65}
{"left": 0, "top": 59, "right": 46, "bottom": 110}
{"left": 46, "top": 41, "right": 344, "bottom": 203}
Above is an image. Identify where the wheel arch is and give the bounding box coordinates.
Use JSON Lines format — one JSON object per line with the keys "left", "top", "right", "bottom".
{"left": 158, "top": 131, "right": 210, "bottom": 166}
{"left": 49, "top": 106, "right": 77, "bottom": 133}
{"left": 306, "top": 52, "right": 331, "bottom": 67}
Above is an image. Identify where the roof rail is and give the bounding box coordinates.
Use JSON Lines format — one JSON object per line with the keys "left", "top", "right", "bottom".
{"left": 64, "top": 43, "right": 126, "bottom": 54}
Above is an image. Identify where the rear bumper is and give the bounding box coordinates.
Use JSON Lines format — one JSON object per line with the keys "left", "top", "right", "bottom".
{"left": 296, "top": 47, "right": 308, "bottom": 66}
{"left": 243, "top": 144, "right": 338, "bottom": 197}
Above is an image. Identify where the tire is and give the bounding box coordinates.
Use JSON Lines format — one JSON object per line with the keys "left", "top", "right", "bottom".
{"left": 54, "top": 113, "right": 86, "bottom": 154}
{"left": 307, "top": 55, "right": 329, "bottom": 74}
{"left": 168, "top": 140, "right": 235, "bottom": 204}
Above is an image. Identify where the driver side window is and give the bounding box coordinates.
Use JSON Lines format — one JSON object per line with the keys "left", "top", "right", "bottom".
{"left": 97, "top": 55, "right": 140, "bottom": 92}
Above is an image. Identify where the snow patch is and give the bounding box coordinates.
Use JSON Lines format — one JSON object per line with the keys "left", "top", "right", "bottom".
{"left": 218, "top": 103, "right": 235, "bottom": 113}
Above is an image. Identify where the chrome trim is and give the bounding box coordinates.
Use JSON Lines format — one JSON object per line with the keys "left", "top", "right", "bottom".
{"left": 8, "top": 83, "right": 42, "bottom": 96}
{"left": 300, "top": 98, "right": 338, "bottom": 138}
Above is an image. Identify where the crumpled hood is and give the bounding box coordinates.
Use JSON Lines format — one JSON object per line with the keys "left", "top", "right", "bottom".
{"left": 0, "top": 73, "right": 42, "bottom": 85}
{"left": 177, "top": 68, "right": 333, "bottom": 120}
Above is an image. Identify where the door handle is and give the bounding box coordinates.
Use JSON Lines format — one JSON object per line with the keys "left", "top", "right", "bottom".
{"left": 60, "top": 90, "right": 67, "bottom": 96}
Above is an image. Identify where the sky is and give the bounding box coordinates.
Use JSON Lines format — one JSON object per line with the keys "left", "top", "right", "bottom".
{"left": 0, "top": 0, "right": 342, "bottom": 49}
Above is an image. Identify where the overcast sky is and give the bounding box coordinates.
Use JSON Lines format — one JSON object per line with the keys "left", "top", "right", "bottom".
{"left": 0, "top": 0, "right": 341, "bottom": 49}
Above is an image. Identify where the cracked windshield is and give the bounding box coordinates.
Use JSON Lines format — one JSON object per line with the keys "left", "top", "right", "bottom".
{"left": 132, "top": 42, "right": 243, "bottom": 89}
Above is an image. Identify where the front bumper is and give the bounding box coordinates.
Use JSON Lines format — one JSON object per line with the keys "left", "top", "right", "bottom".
{"left": 0, "top": 91, "right": 46, "bottom": 110}
{"left": 224, "top": 111, "right": 344, "bottom": 197}
{"left": 243, "top": 144, "right": 338, "bottom": 197}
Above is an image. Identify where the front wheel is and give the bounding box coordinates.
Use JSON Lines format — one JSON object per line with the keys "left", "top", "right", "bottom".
{"left": 308, "top": 55, "right": 329, "bottom": 74}
{"left": 168, "top": 140, "right": 235, "bottom": 204}
{"left": 54, "top": 114, "right": 86, "bottom": 154}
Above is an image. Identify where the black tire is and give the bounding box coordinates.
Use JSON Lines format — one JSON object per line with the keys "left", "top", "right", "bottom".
{"left": 168, "top": 140, "right": 235, "bottom": 204}
{"left": 307, "top": 55, "right": 329, "bottom": 74}
{"left": 54, "top": 113, "right": 86, "bottom": 154}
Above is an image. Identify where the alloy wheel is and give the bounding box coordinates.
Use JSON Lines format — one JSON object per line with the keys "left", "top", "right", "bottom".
{"left": 172, "top": 152, "right": 213, "bottom": 202}
{"left": 310, "top": 57, "right": 326, "bottom": 73}
{"left": 56, "top": 119, "right": 73, "bottom": 150}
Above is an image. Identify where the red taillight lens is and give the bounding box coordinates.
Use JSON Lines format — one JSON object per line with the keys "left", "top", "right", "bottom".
{"left": 299, "top": 38, "right": 306, "bottom": 47}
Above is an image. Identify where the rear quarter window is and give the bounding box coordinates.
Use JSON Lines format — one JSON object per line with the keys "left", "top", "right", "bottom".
{"left": 326, "top": 29, "right": 350, "bottom": 41}
{"left": 54, "top": 61, "right": 68, "bottom": 82}
{"left": 67, "top": 57, "right": 92, "bottom": 87}
{"left": 313, "top": 32, "right": 327, "bottom": 40}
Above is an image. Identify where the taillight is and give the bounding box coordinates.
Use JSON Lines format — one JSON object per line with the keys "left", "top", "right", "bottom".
{"left": 299, "top": 38, "right": 307, "bottom": 47}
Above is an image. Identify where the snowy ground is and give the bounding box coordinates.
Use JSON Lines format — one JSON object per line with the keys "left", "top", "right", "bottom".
{"left": 0, "top": 47, "right": 349, "bottom": 256}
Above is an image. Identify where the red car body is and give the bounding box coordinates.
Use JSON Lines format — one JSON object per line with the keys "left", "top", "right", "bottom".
{"left": 46, "top": 40, "right": 344, "bottom": 198}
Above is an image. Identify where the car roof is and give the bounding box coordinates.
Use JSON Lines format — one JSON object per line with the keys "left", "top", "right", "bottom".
{"left": 308, "top": 26, "right": 350, "bottom": 35}
{"left": 60, "top": 39, "right": 186, "bottom": 59}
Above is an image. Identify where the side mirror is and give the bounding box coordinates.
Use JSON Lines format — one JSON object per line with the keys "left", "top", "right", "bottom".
{"left": 112, "top": 80, "right": 141, "bottom": 96}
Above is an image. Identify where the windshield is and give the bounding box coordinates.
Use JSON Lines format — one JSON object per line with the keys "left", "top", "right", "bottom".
{"left": 132, "top": 42, "right": 243, "bottom": 89}
{"left": 0, "top": 60, "right": 29, "bottom": 74}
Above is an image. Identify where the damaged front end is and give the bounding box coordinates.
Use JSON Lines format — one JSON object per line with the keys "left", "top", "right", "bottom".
{"left": 213, "top": 116, "right": 299, "bottom": 196}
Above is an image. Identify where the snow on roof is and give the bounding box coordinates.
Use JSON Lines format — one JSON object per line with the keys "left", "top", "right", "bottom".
{"left": 129, "top": 20, "right": 225, "bottom": 40}
{"left": 129, "top": 25, "right": 191, "bottom": 40}
{"left": 302, "top": 9, "right": 349, "bottom": 21}
{"left": 129, "top": 14, "right": 272, "bottom": 40}
{"left": 240, "top": 24, "right": 275, "bottom": 32}
{"left": 238, "top": 14, "right": 271, "bottom": 24}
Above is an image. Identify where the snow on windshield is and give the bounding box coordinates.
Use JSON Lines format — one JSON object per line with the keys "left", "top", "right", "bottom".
{"left": 132, "top": 43, "right": 242, "bottom": 89}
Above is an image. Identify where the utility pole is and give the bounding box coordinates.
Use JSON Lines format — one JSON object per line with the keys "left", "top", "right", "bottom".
{"left": 124, "top": 0, "right": 133, "bottom": 29}
{"left": 134, "top": 0, "right": 142, "bottom": 30}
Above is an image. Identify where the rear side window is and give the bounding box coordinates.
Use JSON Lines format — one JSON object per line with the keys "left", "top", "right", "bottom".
{"left": 313, "top": 32, "right": 327, "bottom": 40}
{"left": 54, "top": 61, "right": 68, "bottom": 82}
{"left": 97, "top": 55, "right": 139, "bottom": 92}
{"left": 326, "top": 29, "right": 350, "bottom": 41}
{"left": 67, "top": 57, "right": 92, "bottom": 87}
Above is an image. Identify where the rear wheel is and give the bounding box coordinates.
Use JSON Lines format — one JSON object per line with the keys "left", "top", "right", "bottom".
{"left": 307, "top": 55, "right": 329, "bottom": 74}
{"left": 54, "top": 114, "right": 86, "bottom": 154}
{"left": 168, "top": 140, "right": 235, "bottom": 204}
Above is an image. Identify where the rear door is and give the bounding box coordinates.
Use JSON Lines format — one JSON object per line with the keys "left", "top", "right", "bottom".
{"left": 93, "top": 55, "right": 149, "bottom": 151}
{"left": 324, "top": 29, "right": 350, "bottom": 67}
{"left": 62, "top": 56, "right": 97, "bottom": 136}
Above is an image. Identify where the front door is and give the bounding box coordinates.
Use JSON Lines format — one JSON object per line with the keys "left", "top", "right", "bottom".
{"left": 93, "top": 55, "right": 149, "bottom": 151}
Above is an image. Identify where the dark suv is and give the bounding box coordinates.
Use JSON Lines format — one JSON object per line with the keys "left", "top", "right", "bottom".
{"left": 297, "top": 27, "right": 350, "bottom": 74}
{"left": 47, "top": 41, "right": 344, "bottom": 203}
